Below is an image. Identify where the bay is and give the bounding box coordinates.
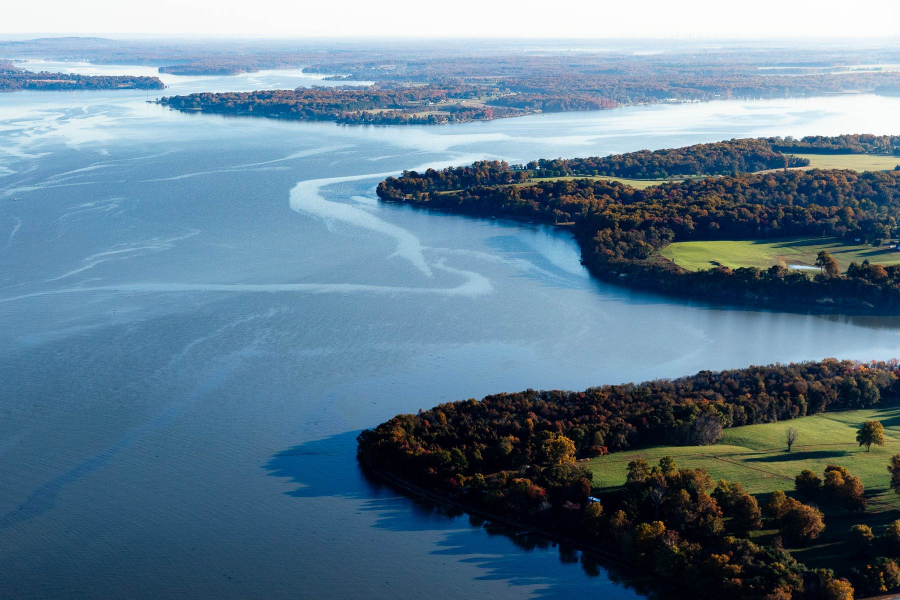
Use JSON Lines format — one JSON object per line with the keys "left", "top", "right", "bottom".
{"left": 3, "top": 74, "right": 900, "bottom": 598}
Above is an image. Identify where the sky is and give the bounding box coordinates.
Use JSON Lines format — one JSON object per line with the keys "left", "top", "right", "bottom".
{"left": 4, "top": 0, "right": 900, "bottom": 39}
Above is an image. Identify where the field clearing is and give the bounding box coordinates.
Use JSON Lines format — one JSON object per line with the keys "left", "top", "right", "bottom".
{"left": 587, "top": 405, "right": 900, "bottom": 572}
{"left": 587, "top": 406, "right": 900, "bottom": 498}
{"left": 793, "top": 153, "right": 900, "bottom": 171}
{"left": 527, "top": 175, "right": 698, "bottom": 189}
{"left": 660, "top": 236, "right": 900, "bottom": 272}
{"left": 764, "top": 153, "right": 900, "bottom": 172}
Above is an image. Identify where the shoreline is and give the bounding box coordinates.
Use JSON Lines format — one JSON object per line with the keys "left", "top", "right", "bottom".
{"left": 378, "top": 190, "right": 900, "bottom": 317}
{"left": 363, "top": 465, "right": 664, "bottom": 593}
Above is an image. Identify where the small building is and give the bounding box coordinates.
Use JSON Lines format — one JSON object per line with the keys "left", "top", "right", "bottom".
{"left": 587, "top": 496, "right": 602, "bottom": 504}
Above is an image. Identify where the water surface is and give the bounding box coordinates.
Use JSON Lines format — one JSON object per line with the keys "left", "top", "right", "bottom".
{"left": 4, "top": 81, "right": 900, "bottom": 598}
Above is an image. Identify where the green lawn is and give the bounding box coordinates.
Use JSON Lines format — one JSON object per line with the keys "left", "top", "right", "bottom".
{"left": 587, "top": 407, "right": 900, "bottom": 498}
{"left": 659, "top": 236, "right": 900, "bottom": 273}
{"left": 587, "top": 405, "right": 900, "bottom": 573}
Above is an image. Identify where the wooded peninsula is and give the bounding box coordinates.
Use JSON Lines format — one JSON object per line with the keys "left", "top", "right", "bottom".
{"left": 358, "top": 358, "right": 900, "bottom": 599}
{"left": 377, "top": 136, "right": 900, "bottom": 312}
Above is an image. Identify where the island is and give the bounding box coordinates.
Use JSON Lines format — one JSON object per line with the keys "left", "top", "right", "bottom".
{"left": 376, "top": 136, "right": 900, "bottom": 313}
{"left": 156, "top": 85, "right": 613, "bottom": 125}
{"left": 0, "top": 62, "right": 164, "bottom": 91}
{"left": 358, "top": 358, "right": 900, "bottom": 599}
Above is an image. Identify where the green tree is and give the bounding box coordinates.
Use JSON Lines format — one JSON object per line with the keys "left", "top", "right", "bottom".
{"left": 857, "top": 420, "right": 886, "bottom": 451}
{"left": 626, "top": 459, "right": 651, "bottom": 485}
{"left": 656, "top": 455, "right": 677, "bottom": 476}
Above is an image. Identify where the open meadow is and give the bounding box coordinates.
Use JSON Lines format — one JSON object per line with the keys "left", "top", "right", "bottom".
{"left": 659, "top": 236, "right": 900, "bottom": 272}
{"left": 790, "top": 153, "right": 900, "bottom": 171}
{"left": 588, "top": 404, "right": 900, "bottom": 572}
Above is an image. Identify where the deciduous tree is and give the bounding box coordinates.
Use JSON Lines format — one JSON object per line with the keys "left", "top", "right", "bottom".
{"left": 857, "top": 420, "right": 885, "bottom": 451}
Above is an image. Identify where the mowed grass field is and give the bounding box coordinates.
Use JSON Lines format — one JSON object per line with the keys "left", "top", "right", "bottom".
{"left": 660, "top": 236, "right": 900, "bottom": 272}
{"left": 791, "top": 153, "right": 900, "bottom": 172}
{"left": 587, "top": 405, "right": 900, "bottom": 571}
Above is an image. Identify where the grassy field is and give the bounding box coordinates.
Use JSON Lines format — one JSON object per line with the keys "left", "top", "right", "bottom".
{"left": 790, "top": 153, "right": 900, "bottom": 172}
{"left": 507, "top": 153, "right": 898, "bottom": 194}
{"left": 587, "top": 405, "right": 900, "bottom": 572}
{"left": 659, "top": 236, "right": 900, "bottom": 272}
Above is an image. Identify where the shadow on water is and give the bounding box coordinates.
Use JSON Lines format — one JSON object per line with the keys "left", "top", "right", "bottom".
{"left": 265, "top": 432, "right": 671, "bottom": 600}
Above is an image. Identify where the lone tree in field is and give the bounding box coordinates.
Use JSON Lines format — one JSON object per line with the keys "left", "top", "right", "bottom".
{"left": 857, "top": 420, "right": 886, "bottom": 452}
{"left": 815, "top": 250, "right": 841, "bottom": 278}
{"left": 785, "top": 427, "right": 800, "bottom": 452}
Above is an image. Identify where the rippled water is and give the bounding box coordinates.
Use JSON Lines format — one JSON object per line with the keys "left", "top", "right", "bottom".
{"left": 4, "top": 71, "right": 900, "bottom": 598}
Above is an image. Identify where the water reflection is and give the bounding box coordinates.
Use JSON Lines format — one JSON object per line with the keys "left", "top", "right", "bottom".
{"left": 266, "top": 433, "right": 658, "bottom": 600}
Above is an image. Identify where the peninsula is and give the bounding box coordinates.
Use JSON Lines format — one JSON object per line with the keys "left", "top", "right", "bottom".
{"left": 377, "top": 136, "right": 900, "bottom": 313}
{"left": 358, "top": 358, "right": 900, "bottom": 599}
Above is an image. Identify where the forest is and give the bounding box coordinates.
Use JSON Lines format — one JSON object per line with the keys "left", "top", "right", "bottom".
{"left": 358, "top": 358, "right": 900, "bottom": 599}
{"left": 377, "top": 138, "right": 900, "bottom": 312}
{"left": 0, "top": 63, "right": 164, "bottom": 91}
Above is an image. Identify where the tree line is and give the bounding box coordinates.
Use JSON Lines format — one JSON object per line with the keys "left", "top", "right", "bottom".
{"left": 526, "top": 139, "right": 808, "bottom": 179}
{"left": 765, "top": 135, "right": 900, "bottom": 156}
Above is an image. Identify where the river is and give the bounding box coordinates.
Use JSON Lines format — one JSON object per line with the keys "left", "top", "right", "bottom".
{"left": 3, "top": 68, "right": 900, "bottom": 598}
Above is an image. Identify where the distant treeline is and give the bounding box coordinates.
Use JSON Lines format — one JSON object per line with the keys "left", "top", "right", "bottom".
{"left": 0, "top": 67, "right": 164, "bottom": 91}
{"left": 766, "top": 134, "right": 900, "bottom": 156}
{"left": 378, "top": 137, "right": 900, "bottom": 313}
{"left": 158, "top": 60, "right": 258, "bottom": 75}
{"left": 359, "top": 358, "right": 896, "bottom": 599}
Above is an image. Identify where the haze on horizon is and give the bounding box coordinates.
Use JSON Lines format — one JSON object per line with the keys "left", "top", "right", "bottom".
{"left": 4, "top": 0, "right": 900, "bottom": 40}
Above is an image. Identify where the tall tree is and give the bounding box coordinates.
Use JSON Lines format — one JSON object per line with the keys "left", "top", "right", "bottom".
{"left": 857, "top": 420, "right": 886, "bottom": 452}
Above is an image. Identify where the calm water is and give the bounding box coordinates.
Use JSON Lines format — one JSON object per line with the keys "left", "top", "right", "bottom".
{"left": 5, "top": 70, "right": 900, "bottom": 598}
